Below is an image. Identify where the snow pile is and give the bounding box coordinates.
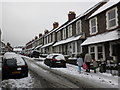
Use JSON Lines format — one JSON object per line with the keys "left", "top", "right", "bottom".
{"left": 2, "top": 74, "right": 33, "bottom": 88}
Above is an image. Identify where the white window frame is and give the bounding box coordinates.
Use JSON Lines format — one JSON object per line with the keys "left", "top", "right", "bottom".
{"left": 57, "top": 31, "right": 61, "bottom": 41}
{"left": 72, "top": 41, "right": 76, "bottom": 53}
{"left": 68, "top": 25, "right": 72, "bottom": 37}
{"left": 89, "top": 44, "right": 105, "bottom": 61}
{"left": 89, "top": 17, "right": 98, "bottom": 35}
{"left": 63, "top": 28, "right": 66, "bottom": 39}
{"left": 52, "top": 32, "right": 55, "bottom": 42}
{"left": 106, "top": 7, "right": 118, "bottom": 30}
{"left": 76, "top": 20, "right": 82, "bottom": 35}
{"left": 109, "top": 42, "right": 117, "bottom": 61}
{"left": 47, "top": 36, "right": 49, "bottom": 44}
{"left": 49, "top": 34, "right": 51, "bottom": 43}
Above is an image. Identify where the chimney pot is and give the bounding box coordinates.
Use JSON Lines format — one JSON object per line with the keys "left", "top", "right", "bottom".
{"left": 39, "top": 33, "right": 42, "bottom": 38}
{"left": 68, "top": 11, "right": 76, "bottom": 21}
{"left": 35, "top": 36, "right": 38, "bottom": 40}
{"left": 44, "top": 30, "right": 49, "bottom": 34}
{"left": 53, "top": 22, "right": 59, "bottom": 29}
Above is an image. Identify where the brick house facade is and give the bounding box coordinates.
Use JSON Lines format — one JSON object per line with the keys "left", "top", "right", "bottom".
{"left": 81, "top": 1, "right": 120, "bottom": 74}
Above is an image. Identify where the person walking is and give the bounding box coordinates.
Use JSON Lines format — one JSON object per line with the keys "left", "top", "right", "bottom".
{"left": 84, "top": 53, "right": 92, "bottom": 72}
{"left": 93, "top": 58, "right": 98, "bottom": 73}
{"left": 77, "top": 54, "right": 83, "bottom": 73}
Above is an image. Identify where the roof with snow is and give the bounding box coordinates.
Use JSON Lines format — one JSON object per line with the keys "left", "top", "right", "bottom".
{"left": 88, "top": 0, "right": 120, "bottom": 19}
{"left": 81, "top": 29, "right": 120, "bottom": 46}
{"left": 41, "top": 42, "right": 54, "bottom": 48}
{"left": 53, "top": 35, "right": 82, "bottom": 46}
{"left": 35, "top": 44, "right": 42, "bottom": 49}
{"left": 55, "top": 1, "right": 104, "bottom": 32}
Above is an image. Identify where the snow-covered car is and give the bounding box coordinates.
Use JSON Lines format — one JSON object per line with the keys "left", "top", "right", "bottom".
{"left": 2, "top": 52, "right": 28, "bottom": 80}
{"left": 44, "top": 54, "right": 66, "bottom": 67}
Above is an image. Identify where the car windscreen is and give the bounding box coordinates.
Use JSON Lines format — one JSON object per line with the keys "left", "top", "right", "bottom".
{"left": 6, "top": 58, "right": 17, "bottom": 66}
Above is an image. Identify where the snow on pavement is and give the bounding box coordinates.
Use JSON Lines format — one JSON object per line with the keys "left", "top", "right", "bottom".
{"left": 2, "top": 73, "right": 33, "bottom": 88}
{"left": 35, "top": 61, "right": 119, "bottom": 88}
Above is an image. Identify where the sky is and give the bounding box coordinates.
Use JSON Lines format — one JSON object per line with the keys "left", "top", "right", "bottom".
{"left": 0, "top": 0, "right": 109, "bottom": 47}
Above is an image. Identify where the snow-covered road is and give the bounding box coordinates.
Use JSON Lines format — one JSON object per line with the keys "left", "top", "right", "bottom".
{"left": 25, "top": 56, "right": 119, "bottom": 89}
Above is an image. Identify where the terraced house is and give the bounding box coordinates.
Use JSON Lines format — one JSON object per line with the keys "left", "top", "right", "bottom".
{"left": 52, "top": 1, "right": 106, "bottom": 56}
{"left": 81, "top": 1, "right": 120, "bottom": 67}
{"left": 26, "top": 1, "right": 106, "bottom": 56}
{"left": 26, "top": 1, "right": 120, "bottom": 63}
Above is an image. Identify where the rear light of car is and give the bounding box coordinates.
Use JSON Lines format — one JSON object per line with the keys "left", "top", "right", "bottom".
{"left": 52, "top": 59, "right": 57, "bottom": 61}
{"left": 3, "top": 66, "right": 9, "bottom": 69}
{"left": 23, "top": 65, "right": 28, "bottom": 68}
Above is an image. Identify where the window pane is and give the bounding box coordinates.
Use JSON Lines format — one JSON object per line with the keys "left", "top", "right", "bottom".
{"left": 92, "top": 27, "right": 96, "bottom": 33}
{"left": 98, "top": 53, "right": 103, "bottom": 59}
{"left": 91, "top": 54, "right": 95, "bottom": 59}
{"left": 73, "top": 42, "right": 75, "bottom": 52}
{"left": 77, "top": 40, "right": 81, "bottom": 52}
{"left": 108, "top": 10, "right": 115, "bottom": 20}
{"left": 109, "top": 19, "right": 116, "bottom": 27}
{"left": 91, "top": 19, "right": 96, "bottom": 26}
{"left": 98, "top": 46, "right": 102, "bottom": 52}
{"left": 90, "top": 47, "right": 94, "bottom": 52}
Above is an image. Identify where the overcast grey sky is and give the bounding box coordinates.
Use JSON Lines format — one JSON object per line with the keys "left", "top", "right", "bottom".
{"left": 1, "top": 0, "right": 102, "bottom": 47}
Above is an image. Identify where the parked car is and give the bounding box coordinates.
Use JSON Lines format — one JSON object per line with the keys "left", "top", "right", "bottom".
{"left": 29, "top": 50, "right": 40, "bottom": 58}
{"left": 44, "top": 54, "right": 66, "bottom": 67}
{"left": 2, "top": 52, "right": 28, "bottom": 80}
{"left": 40, "top": 54, "right": 48, "bottom": 58}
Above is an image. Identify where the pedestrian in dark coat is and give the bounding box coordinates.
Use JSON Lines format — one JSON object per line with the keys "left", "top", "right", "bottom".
{"left": 93, "top": 59, "right": 98, "bottom": 73}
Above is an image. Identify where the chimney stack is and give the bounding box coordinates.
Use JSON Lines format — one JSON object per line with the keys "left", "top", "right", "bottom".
{"left": 68, "top": 11, "right": 76, "bottom": 21}
{"left": 53, "top": 22, "right": 59, "bottom": 29}
{"left": 35, "top": 36, "right": 38, "bottom": 40}
{"left": 39, "top": 33, "right": 42, "bottom": 38}
{"left": 44, "top": 30, "right": 49, "bottom": 34}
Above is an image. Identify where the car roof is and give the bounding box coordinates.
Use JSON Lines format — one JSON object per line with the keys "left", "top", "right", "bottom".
{"left": 3, "top": 52, "right": 16, "bottom": 59}
{"left": 47, "top": 53, "right": 65, "bottom": 60}
{"left": 3, "top": 52, "right": 25, "bottom": 65}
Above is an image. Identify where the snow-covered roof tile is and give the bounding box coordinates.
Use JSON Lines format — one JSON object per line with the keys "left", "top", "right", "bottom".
{"left": 81, "top": 30, "right": 120, "bottom": 46}
{"left": 41, "top": 42, "right": 54, "bottom": 48}
{"left": 88, "top": 0, "right": 120, "bottom": 19}
{"left": 53, "top": 35, "right": 82, "bottom": 46}
{"left": 35, "top": 44, "right": 42, "bottom": 49}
